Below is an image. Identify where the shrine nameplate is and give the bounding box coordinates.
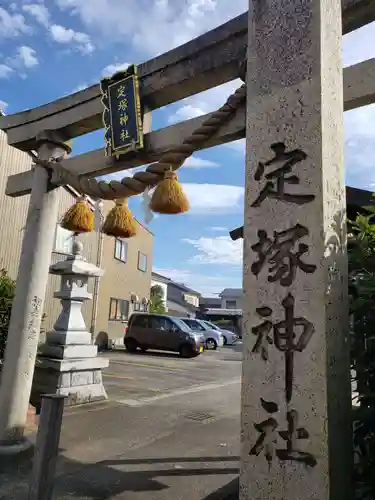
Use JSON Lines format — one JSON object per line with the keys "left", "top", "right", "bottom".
{"left": 100, "top": 64, "right": 144, "bottom": 157}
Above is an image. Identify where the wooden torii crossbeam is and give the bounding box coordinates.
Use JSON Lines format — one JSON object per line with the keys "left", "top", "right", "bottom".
{"left": 0, "top": 4, "right": 374, "bottom": 497}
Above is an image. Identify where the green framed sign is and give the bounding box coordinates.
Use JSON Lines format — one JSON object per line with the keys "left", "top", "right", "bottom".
{"left": 100, "top": 64, "right": 144, "bottom": 157}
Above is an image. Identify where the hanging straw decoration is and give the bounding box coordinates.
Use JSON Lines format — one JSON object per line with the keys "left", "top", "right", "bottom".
{"left": 101, "top": 198, "right": 137, "bottom": 238}
{"left": 150, "top": 168, "right": 189, "bottom": 215}
{"left": 60, "top": 196, "right": 94, "bottom": 233}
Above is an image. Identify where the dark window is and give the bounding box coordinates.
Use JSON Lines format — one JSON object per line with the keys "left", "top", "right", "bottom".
{"left": 151, "top": 316, "right": 172, "bottom": 331}
{"left": 109, "top": 298, "right": 130, "bottom": 321}
{"left": 114, "top": 239, "right": 127, "bottom": 263}
{"left": 131, "top": 314, "right": 150, "bottom": 328}
{"left": 138, "top": 251, "right": 147, "bottom": 272}
{"left": 225, "top": 300, "right": 237, "bottom": 309}
{"left": 182, "top": 319, "right": 205, "bottom": 331}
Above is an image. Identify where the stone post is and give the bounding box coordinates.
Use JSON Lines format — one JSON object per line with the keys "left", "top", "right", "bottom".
{"left": 241, "top": 1, "right": 352, "bottom": 499}
{"left": 0, "top": 132, "right": 69, "bottom": 452}
{"left": 32, "top": 241, "right": 108, "bottom": 406}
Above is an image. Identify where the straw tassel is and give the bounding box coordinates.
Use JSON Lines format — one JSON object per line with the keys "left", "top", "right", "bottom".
{"left": 60, "top": 196, "right": 94, "bottom": 233}
{"left": 102, "top": 198, "right": 137, "bottom": 238}
{"left": 150, "top": 169, "right": 189, "bottom": 215}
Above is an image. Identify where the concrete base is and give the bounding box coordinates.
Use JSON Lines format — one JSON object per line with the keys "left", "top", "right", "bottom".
{"left": 0, "top": 438, "right": 32, "bottom": 455}
{"left": 31, "top": 344, "right": 109, "bottom": 408}
{"left": 38, "top": 343, "right": 97, "bottom": 359}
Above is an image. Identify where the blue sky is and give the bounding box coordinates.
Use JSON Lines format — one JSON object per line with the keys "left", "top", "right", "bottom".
{"left": 1, "top": 1, "right": 375, "bottom": 296}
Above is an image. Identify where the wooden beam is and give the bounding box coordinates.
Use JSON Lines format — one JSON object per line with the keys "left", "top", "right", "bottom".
{"left": 6, "top": 57, "right": 375, "bottom": 198}
{"left": 229, "top": 187, "right": 375, "bottom": 241}
{"left": 343, "top": 57, "right": 375, "bottom": 111}
{"left": 1, "top": 0, "right": 374, "bottom": 151}
{"left": 5, "top": 107, "right": 245, "bottom": 197}
{"left": 343, "top": 0, "right": 375, "bottom": 33}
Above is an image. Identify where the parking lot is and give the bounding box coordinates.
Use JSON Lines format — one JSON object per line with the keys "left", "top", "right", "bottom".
{"left": 100, "top": 342, "right": 242, "bottom": 406}
{"left": 1, "top": 343, "right": 242, "bottom": 500}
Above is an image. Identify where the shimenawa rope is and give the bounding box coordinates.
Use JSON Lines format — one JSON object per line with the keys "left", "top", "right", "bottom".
{"left": 29, "top": 84, "right": 246, "bottom": 201}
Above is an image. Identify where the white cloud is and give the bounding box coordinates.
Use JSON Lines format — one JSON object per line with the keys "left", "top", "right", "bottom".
{"left": 182, "top": 183, "right": 244, "bottom": 214}
{"left": 99, "top": 174, "right": 242, "bottom": 214}
{"left": 4, "top": 46, "right": 39, "bottom": 73}
{"left": 343, "top": 22, "right": 375, "bottom": 67}
{"left": 22, "top": 3, "right": 50, "bottom": 27}
{"left": 228, "top": 139, "right": 245, "bottom": 152}
{"left": 56, "top": 0, "right": 247, "bottom": 56}
{"left": 102, "top": 62, "right": 130, "bottom": 77}
{"left": 183, "top": 235, "right": 243, "bottom": 265}
{"left": 0, "top": 64, "right": 13, "bottom": 79}
{"left": 344, "top": 104, "right": 375, "bottom": 190}
{"left": 168, "top": 80, "right": 241, "bottom": 122}
{"left": 16, "top": 45, "right": 38, "bottom": 68}
{"left": 0, "top": 99, "right": 8, "bottom": 113}
{"left": 183, "top": 156, "right": 218, "bottom": 169}
{"left": 72, "top": 83, "right": 88, "bottom": 93}
{"left": 153, "top": 267, "right": 241, "bottom": 296}
{"left": 167, "top": 80, "right": 245, "bottom": 154}
{"left": 210, "top": 226, "right": 228, "bottom": 232}
{"left": 168, "top": 104, "right": 205, "bottom": 124}
{"left": 49, "top": 24, "right": 94, "bottom": 54}
{"left": 0, "top": 6, "right": 30, "bottom": 38}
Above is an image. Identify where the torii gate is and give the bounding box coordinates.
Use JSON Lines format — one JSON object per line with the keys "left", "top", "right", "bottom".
{"left": 0, "top": 1, "right": 375, "bottom": 498}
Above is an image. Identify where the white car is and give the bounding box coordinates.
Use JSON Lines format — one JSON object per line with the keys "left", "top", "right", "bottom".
{"left": 200, "top": 320, "right": 238, "bottom": 346}
{"left": 179, "top": 318, "right": 224, "bottom": 350}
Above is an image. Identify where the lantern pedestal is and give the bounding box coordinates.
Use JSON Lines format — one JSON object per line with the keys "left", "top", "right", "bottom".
{"left": 31, "top": 241, "right": 109, "bottom": 408}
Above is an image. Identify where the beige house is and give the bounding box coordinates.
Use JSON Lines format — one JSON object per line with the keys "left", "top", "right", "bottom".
{"left": 0, "top": 130, "right": 153, "bottom": 348}
{"left": 219, "top": 288, "right": 243, "bottom": 310}
{"left": 151, "top": 272, "right": 201, "bottom": 317}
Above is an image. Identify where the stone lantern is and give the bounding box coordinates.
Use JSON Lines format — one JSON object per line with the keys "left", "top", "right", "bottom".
{"left": 32, "top": 240, "right": 109, "bottom": 407}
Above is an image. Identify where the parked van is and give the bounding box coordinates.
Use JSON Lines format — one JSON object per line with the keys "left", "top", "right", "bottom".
{"left": 124, "top": 313, "right": 205, "bottom": 358}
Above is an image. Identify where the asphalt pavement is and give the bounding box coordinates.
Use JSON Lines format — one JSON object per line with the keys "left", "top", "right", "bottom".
{"left": 101, "top": 342, "right": 242, "bottom": 405}
{"left": 0, "top": 343, "right": 242, "bottom": 500}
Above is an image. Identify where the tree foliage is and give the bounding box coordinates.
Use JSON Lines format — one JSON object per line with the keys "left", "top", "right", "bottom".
{"left": 149, "top": 284, "right": 166, "bottom": 314}
{"left": 0, "top": 269, "right": 15, "bottom": 363}
{"left": 349, "top": 201, "right": 375, "bottom": 500}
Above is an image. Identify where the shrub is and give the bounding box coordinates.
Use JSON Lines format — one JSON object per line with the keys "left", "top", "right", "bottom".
{"left": 0, "top": 269, "right": 15, "bottom": 363}
{"left": 149, "top": 285, "right": 166, "bottom": 314}
{"left": 349, "top": 206, "right": 375, "bottom": 500}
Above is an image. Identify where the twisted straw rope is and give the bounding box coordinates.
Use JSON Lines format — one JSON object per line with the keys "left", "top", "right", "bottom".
{"left": 35, "top": 83, "right": 246, "bottom": 201}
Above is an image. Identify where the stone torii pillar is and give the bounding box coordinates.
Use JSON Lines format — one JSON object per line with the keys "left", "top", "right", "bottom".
{"left": 0, "top": 131, "right": 69, "bottom": 452}
{"left": 241, "top": 1, "right": 352, "bottom": 499}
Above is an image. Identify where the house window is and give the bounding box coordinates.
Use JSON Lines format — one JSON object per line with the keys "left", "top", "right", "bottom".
{"left": 54, "top": 225, "right": 74, "bottom": 254}
{"left": 114, "top": 238, "right": 127, "bottom": 263}
{"left": 138, "top": 252, "right": 147, "bottom": 272}
{"left": 134, "top": 300, "right": 148, "bottom": 312}
{"left": 109, "top": 298, "right": 130, "bottom": 321}
{"left": 225, "top": 300, "right": 237, "bottom": 309}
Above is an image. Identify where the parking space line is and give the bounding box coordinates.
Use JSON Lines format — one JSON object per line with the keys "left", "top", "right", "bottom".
{"left": 63, "top": 401, "right": 122, "bottom": 418}
{"left": 116, "top": 378, "right": 241, "bottom": 407}
{"left": 108, "top": 360, "right": 186, "bottom": 372}
{"left": 103, "top": 373, "right": 137, "bottom": 380}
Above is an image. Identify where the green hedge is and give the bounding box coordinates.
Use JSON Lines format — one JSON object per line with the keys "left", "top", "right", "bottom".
{"left": 0, "top": 269, "right": 15, "bottom": 362}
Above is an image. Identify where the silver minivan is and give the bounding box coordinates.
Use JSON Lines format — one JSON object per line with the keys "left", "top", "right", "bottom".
{"left": 179, "top": 318, "right": 224, "bottom": 350}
